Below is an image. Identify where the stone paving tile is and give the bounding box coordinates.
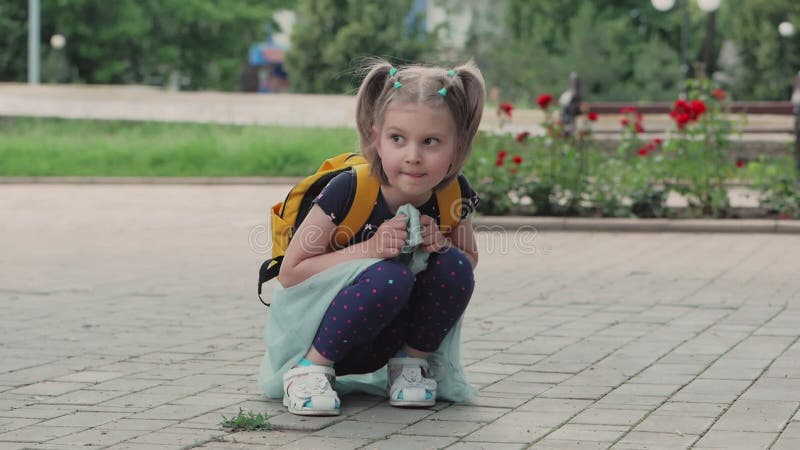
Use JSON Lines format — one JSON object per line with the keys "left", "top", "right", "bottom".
{"left": 97, "top": 418, "right": 179, "bottom": 431}
{"left": 48, "top": 428, "right": 145, "bottom": 446}
{"left": 39, "top": 411, "right": 127, "bottom": 428}
{"left": 739, "top": 377, "right": 800, "bottom": 401}
{"left": 446, "top": 443, "right": 525, "bottom": 450}
{"left": 278, "top": 436, "right": 370, "bottom": 449}
{"left": 426, "top": 405, "right": 509, "bottom": 422}
{"left": 711, "top": 399, "right": 798, "bottom": 432}
{"left": 7, "top": 381, "right": 87, "bottom": 397}
{"left": 397, "top": 419, "right": 483, "bottom": 437}
{"left": 363, "top": 435, "right": 457, "bottom": 449}
{"left": 539, "top": 384, "right": 614, "bottom": 400}
{"left": 312, "top": 420, "right": 405, "bottom": 439}
{"left": 40, "top": 388, "right": 128, "bottom": 405}
{"left": 222, "top": 429, "right": 306, "bottom": 445}
{"left": 518, "top": 398, "right": 594, "bottom": 414}
{"left": 692, "top": 430, "right": 778, "bottom": 449}
{"left": 546, "top": 423, "right": 629, "bottom": 442}
{"left": 651, "top": 401, "right": 728, "bottom": 417}
{"left": 612, "top": 431, "right": 699, "bottom": 449}
{"left": 0, "top": 425, "right": 85, "bottom": 443}
{"left": 634, "top": 413, "right": 716, "bottom": 435}
{"left": 773, "top": 436, "right": 800, "bottom": 450}
{"left": 570, "top": 408, "right": 649, "bottom": 426}
{"left": 463, "top": 423, "right": 552, "bottom": 444}
{"left": 349, "top": 405, "right": 433, "bottom": 424}
{"left": 530, "top": 438, "right": 611, "bottom": 449}
{"left": 463, "top": 393, "right": 528, "bottom": 409}
{"left": 54, "top": 370, "right": 125, "bottom": 383}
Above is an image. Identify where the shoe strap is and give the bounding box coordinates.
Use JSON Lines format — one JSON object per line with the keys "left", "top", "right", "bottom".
{"left": 285, "top": 364, "right": 335, "bottom": 380}
{"left": 388, "top": 357, "right": 429, "bottom": 369}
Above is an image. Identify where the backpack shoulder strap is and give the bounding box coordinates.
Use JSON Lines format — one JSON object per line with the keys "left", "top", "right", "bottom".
{"left": 334, "top": 164, "right": 380, "bottom": 247}
{"left": 436, "top": 177, "right": 463, "bottom": 235}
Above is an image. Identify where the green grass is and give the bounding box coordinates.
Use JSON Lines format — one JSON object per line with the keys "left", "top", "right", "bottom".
{"left": 220, "top": 409, "right": 274, "bottom": 432}
{"left": 0, "top": 117, "right": 359, "bottom": 176}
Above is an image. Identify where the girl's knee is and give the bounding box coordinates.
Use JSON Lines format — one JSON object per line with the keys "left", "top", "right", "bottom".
{"left": 430, "top": 247, "right": 475, "bottom": 284}
{"left": 363, "top": 260, "right": 416, "bottom": 303}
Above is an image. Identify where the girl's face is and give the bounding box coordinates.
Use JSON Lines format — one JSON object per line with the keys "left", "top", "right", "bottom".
{"left": 374, "top": 103, "right": 456, "bottom": 203}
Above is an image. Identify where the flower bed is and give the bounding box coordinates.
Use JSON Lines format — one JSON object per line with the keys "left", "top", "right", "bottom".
{"left": 464, "top": 79, "right": 800, "bottom": 219}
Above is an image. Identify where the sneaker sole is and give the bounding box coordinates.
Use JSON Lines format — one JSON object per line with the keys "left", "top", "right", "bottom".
{"left": 287, "top": 406, "right": 341, "bottom": 416}
{"left": 389, "top": 399, "right": 436, "bottom": 407}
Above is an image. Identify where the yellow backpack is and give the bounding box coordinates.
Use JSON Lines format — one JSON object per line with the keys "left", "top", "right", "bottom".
{"left": 258, "top": 152, "right": 463, "bottom": 306}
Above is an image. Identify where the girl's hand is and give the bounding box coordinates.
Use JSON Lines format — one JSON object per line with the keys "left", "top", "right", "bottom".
{"left": 420, "top": 215, "right": 451, "bottom": 253}
{"left": 367, "top": 215, "right": 408, "bottom": 259}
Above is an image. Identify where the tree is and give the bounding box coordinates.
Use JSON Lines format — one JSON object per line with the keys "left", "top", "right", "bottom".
{"left": 286, "top": 0, "right": 434, "bottom": 94}
{"left": 1, "top": 0, "right": 294, "bottom": 90}
{"left": 726, "top": 0, "right": 800, "bottom": 100}
{"left": 0, "top": 1, "right": 30, "bottom": 82}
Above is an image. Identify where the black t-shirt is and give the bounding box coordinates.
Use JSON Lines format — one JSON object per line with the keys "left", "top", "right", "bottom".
{"left": 313, "top": 171, "right": 480, "bottom": 246}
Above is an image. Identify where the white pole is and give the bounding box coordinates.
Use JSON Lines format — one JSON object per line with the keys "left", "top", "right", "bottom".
{"left": 28, "top": 0, "right": 40, "bottom": 84}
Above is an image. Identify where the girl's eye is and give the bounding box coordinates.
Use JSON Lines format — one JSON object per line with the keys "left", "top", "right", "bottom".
{"left": 424, "top": 137, "right": 440, "bottom": 146}
{"left": 391, "top": 134, "right": 404, "bottom": 144}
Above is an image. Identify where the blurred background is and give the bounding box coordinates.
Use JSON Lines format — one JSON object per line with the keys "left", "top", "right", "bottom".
{"left": 2, "top": 0, "right": 798, "bottom": 102}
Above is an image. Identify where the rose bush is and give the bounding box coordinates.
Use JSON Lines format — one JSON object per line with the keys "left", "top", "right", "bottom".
{"left": 469, "top": 82, "right": 798, "bottom": 218}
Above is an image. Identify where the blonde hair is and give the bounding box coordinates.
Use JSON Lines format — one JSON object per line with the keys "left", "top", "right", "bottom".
{"left": 355, "top": 58, "right": 485, "bottom": 190}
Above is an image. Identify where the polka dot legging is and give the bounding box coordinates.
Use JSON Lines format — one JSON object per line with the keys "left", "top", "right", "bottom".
{"left": 311, "top": 247, "right": 475, "bottom": 376}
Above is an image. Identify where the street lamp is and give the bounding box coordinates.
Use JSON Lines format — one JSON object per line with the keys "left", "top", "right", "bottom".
{"left": 50, "top": 34, "right": 66, "bottom": 50}
{"left": 651, "top": 0, "right": 691, "bottom": 90}
{"left": 28, "top": 0, "right": 40, "bottom": 84}
{"left": 779, "top": 22, "right": 796, "bottom": 99}
{"left": 651, "top": 0, "right": 675, "bottom": 11}
{"left": 697, "top": 0, "right": 720, "bottom": 78}
{"left": 779, "top": 22, "right": 796, "bottom": 39}
{"left": 651, "top": 0, "right": 723, "bottom": 88}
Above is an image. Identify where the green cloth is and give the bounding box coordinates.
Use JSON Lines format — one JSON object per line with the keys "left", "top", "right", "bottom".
{"left": 259, "top": 204, "right": 477, "bottom": 402}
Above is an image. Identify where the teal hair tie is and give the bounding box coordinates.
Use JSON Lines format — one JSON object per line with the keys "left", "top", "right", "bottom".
{"left": 394, "top": 81, "right": 403, "bottom": 89}
{"left": 389, "top": 67, "right": 398, "bottom": 77}
{"left": 447, "top": 69, "right": 457, "bottom": 77}
{"left": 438, "top": 87, "right": 447, "bottom": 96}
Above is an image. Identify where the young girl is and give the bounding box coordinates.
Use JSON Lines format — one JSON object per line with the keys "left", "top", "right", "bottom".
{"left": 265, "top": 59, "right": 485, "bottom": 416}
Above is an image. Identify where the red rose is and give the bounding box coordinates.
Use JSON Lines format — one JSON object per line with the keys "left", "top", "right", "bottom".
{"left": 498, "top": 102, "right": 514, "bottom": 117}
{"left": 515, "top": 131, "right": 530, "bottom": 142}
{"left": 713, "top": 89, "right": 725, "bottom": 101}
{"left": 587, "top": 112, "right": 598, "bottom": 121}
{"left": 653, "top": 138, "right": 663, "bottom": 146}
{"left": 735, "top": 158, "right": 746, "bottom": 168}
{"left": 512, "top": 155, "right": 523, "bottom": 165}
{"left": 621, "top": 118, "right": 630, "bottom": 127}
{"left": 537, "top": 94, "right": 553, "bottom": 109}
{"left": 620, "top": 106, "right": 637, "bottom": 114}
{"left": 673, "top": 99, "right": 690, "bottom": 112}
{"left": 690, "top": 99, "right": 706, "bottom": 117}
{"left": 637, "top": 147, "right": 649, "bottom": 156}
{"left": 498, "top": 150, "right": 508, "bottom": 159}
{"left": 495, "top": 157, "right": 504, "bottom": 167}
{"left": 635, "top": 122, "right": 645, "bottom": 133}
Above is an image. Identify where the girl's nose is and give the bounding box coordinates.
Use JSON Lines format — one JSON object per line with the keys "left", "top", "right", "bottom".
{"left": 405, "top": 146, "right": 422, "bottom": 164}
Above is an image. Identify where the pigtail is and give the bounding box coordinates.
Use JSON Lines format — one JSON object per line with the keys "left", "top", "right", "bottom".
{"left": 439, "top": 60, "right": 486, "bottom": 187}
{"left": 453, "top": 59, "right": 486, "bottom": 152}
{"left": 355, "top": 59, "right": 394, "bottom": 157}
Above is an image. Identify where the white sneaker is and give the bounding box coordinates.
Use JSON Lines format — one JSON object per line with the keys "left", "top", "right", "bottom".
{"left": 387, "top": 357, "right": 437, "bottom": 407}
{"left": 282, "top": 365, "right": 340, "bottom": 416}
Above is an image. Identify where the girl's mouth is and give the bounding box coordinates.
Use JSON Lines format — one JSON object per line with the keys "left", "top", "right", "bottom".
{"left": 402, "top": 172, "right": 425, "bottom": 178}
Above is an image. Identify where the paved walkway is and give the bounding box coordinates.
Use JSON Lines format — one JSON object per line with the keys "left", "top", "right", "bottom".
{"left": 2, "top": 184, "right": 800, "bottom": 449}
